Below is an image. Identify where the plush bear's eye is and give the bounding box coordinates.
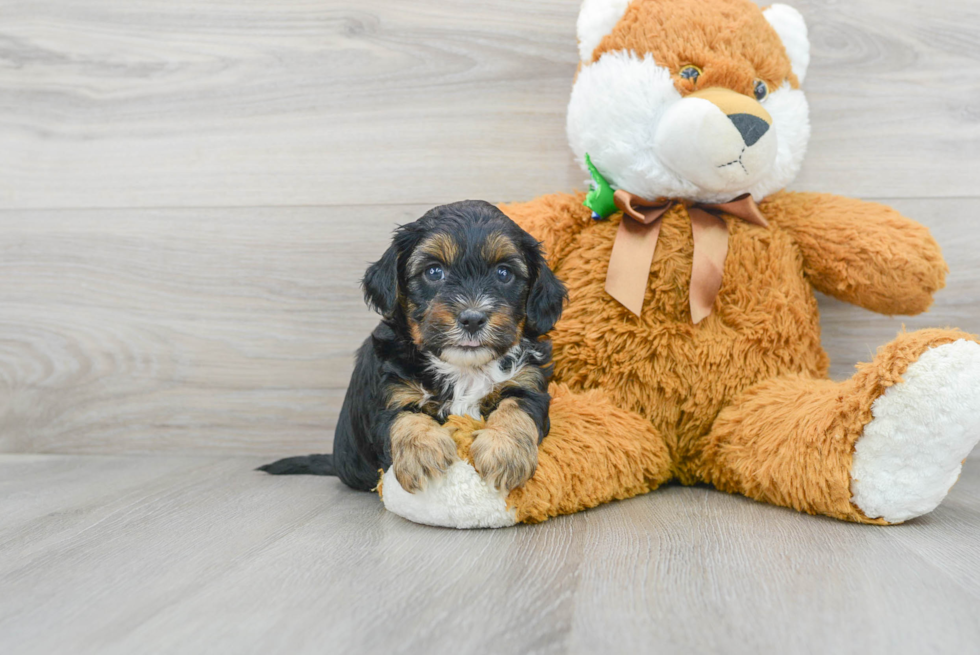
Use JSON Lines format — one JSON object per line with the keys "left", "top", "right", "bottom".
{"left": 753, "top": 79, "right": 769, "bottom": 102}
{"left": 679, "top": 65, "right": 702, "bottom": 83}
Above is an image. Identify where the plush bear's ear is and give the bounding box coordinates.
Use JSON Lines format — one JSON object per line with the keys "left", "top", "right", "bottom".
{"left": 764, "top": 4, "right": 810, "bottom": 84}
{"left": 577, "top": 0, "right": 632, "bottom": 63}
{"left": 362, "top": 243, "right": 401, "bottom": 318}
{"left": 525, "top": 248, "right": 568, "bottom": 336}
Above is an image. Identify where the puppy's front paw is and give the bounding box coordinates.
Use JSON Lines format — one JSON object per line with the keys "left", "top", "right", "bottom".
{"left": 471, "top": 399, "right": 540, "bottom": 492}
{"left": 390, "top": 413, "right": 458, "bottom": 494}
{"left": 471, "top": 427, "right": 538, "bottom": 493}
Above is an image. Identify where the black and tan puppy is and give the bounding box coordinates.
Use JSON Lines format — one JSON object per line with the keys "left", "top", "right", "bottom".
{"left": 260, "top": 200, "right": 566, "bottom": 494}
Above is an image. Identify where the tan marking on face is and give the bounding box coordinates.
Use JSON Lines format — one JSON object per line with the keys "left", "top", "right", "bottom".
{"left": 485, "top": 306, "right": 516, "bottom": 336}
{"left": 482, "top": 232, "right": 528, "bottom": 275}
{"left": 470, "top": 398, "right": 539, "bottom": 492}
{"left": 424, "top": 301, "right": 457, "bottom": 334}
{"left": 401, "top": 295, "right": 420, "bottom": 340}
{"left": 409, "top": 233, "right": 459, "bottom": 275}
{"left": 591, "top": 0, "right": 798, "bottom": 95}
{"left": 407, "top": 317, "right": 423, "bottom": 346}
{"left": 390, "top": 412, "right": 458, "bottom": 493}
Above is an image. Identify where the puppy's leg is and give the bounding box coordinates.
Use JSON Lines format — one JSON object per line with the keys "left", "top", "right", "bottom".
{"left": 390, "top": 412, "right": 459, "bottom": 493}
{"left": 471, "top": 398, "right": 539, "bottom": 493}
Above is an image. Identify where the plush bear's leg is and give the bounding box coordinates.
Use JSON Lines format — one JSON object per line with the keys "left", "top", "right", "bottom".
{"left": 506, "top": 384, "right": 673, "bottom": 523}
{"left": 694, "top": 329, "right": 980, "bottom": 524}
{"left": 381, "top": 384, "right": 673, "bottom": 527}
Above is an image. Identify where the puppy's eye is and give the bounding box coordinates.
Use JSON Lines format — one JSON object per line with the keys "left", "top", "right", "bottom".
{"left": 496, "top": 265, "right": 513, "bottom": 284}
{"left": 424, "top": 265, "right": 445, "bottom": 282}
{"left": 753, "top": 79, "right": 769, "bottom": 102}
{"left": 679, "top": 65, "right": 702, "bottom": 84}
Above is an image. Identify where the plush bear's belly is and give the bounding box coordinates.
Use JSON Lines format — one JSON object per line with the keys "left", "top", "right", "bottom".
{"left": 549, "top": 205, "right": 828, "bottom": 468}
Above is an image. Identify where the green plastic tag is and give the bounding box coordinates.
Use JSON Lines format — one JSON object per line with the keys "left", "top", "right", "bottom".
{"left": 583, "top": 153, "right": 618, "bottom": 219}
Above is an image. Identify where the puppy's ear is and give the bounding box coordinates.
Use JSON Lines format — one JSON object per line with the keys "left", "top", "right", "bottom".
{"left": 525, "top": 248, "right": 567, "bottom": 335}
{"left": 362, "top": 243, "right": 401, "bottom": 317}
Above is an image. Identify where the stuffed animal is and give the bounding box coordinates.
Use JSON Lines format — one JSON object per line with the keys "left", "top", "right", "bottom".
{"left": 380, "top": 0, "right": 980, "bottom": 528}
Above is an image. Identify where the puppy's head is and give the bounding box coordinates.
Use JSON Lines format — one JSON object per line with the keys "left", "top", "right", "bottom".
{"left": 363, "top": 200, "right": 566, "bottom": 368}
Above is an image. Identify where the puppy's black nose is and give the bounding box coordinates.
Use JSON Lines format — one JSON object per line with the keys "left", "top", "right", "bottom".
{"left": 458, "top": 310, "right": 488, "bottom": 335}
{"left": 728, "top": 113, "right": 769, "bottom": 147}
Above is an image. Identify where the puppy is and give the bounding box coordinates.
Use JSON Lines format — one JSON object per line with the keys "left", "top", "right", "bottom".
{"left": 260, "top": 200, "right": 567, "bottom": 494}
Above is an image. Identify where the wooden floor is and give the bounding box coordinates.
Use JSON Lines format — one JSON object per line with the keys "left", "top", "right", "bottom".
{"left": 1, "top": 454, "right": 979, "bottom": 654}
{"left": 3, "top": 0, "right": 980, "bottom": 652}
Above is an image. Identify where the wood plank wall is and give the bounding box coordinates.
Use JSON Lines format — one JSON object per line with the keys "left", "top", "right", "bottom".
{"left": 1, "top": 0, "right": 978, "bottom": 455}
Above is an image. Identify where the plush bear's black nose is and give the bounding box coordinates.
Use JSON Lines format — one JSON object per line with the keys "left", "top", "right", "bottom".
{"left": 458, "top": 310, "right": 488, "bottom": 335}
{"left": 728, "top": 113, "right": 770, "bottom": 147}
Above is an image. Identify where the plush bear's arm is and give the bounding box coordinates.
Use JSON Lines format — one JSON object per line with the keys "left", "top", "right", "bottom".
{"left": 761, "top": 191, "right": 948, "bottom": 315}
{"left": 499, "top": 192, "right": 593, "bottom": 270}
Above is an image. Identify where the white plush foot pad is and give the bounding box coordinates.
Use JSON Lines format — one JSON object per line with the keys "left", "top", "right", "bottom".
{"left": 382, "top": 461, "right": 518, "bottom": 529}
{"left": 851, "top": 339, "right": 980, "bottom": 523}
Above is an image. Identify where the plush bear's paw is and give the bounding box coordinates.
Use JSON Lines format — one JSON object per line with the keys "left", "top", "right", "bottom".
{"left": 851, "top": 339, "right": 980, "bottom": 523}
{"left": 381, "top": 461, "right": 518, "bottom": 529}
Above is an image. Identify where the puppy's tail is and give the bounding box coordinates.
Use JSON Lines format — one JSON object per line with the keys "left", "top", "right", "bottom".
{"left": 257, "top": 454, "right": 336, "bottom": 476}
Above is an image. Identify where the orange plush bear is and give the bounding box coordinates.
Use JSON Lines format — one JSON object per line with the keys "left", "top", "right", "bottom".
{"left": 380, "top": 0, "right": 980, "bottom": 528}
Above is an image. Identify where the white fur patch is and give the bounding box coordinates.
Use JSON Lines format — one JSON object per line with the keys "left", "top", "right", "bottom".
{"left": 764, "top": 4, "right": 810, "bottom": 84}
{"left": 568, "top": 52, "right": 687, "bottom": 199}
{"left": 381, "top": 461, "right": 518, "bottom": 529}
{"left": 577, "top": 0, "right": 632, "bottom": 63}
{"left": 427, "top": 345, "right": 527, "bottom": 419}
{"left": 851, "top": 340, "right": 980, "bottom": 523}
{"left": 567, "top": 51, "right": 810, "bottom": 203}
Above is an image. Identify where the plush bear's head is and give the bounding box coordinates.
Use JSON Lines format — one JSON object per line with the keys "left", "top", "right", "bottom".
{"left": 568, "top": 0, "right": 810, "bottom": 203}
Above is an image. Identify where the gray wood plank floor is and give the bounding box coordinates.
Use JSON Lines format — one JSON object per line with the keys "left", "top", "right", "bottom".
{"left": 1, "top": 454, "right": 979, "bottom": 655}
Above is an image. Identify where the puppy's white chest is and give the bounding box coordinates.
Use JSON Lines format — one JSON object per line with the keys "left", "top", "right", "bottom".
{"left": 445, "top": 368, "right": 496, "bottom": 419}
{"left": 428, "top": 354, "right": 524, "bottom": 420}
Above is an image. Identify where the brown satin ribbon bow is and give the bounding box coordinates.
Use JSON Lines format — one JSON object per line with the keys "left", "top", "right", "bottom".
{"left": 605, "top": 190, "right": 769, "bottom": 322}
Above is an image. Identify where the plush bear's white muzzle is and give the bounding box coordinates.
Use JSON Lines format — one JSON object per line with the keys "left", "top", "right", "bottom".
{"left": 655, "top": 96, "right": 778, "bottom": 195}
